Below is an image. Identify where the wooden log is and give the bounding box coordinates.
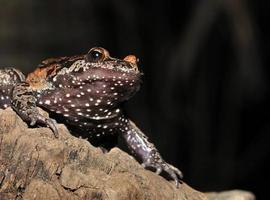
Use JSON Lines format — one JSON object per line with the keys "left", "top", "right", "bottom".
{"left": 0, "top": 108, "right": 208, "bottom": 200}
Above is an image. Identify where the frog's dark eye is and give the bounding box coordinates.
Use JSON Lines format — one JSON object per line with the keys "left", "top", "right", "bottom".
{"left": 86, "top": 48, "right": 106, "bottom": 62}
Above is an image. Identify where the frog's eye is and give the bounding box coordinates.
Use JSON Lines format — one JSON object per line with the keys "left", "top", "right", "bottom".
{"left": 86, "top": 47, "right": 106, "bottom": 62}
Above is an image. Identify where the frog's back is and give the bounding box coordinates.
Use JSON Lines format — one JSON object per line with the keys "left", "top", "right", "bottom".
{"left": 0, "top": 68, "right": 25, "bottom": 109}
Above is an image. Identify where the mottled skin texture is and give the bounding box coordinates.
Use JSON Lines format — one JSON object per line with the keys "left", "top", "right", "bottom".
{"left": 0, "top": 47, "right": 183, "bottom": 187}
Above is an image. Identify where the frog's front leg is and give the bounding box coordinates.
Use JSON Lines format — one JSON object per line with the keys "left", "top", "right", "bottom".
{"left": 11, "top": 82, "right": 58, "bottom": 138}
{"left": 120, "top": 118, "right": 183, "bottom": 187}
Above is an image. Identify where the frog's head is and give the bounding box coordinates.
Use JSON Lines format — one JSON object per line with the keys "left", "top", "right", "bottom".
{"left": 27, "top": 47, "right": 142, "bottom": 107}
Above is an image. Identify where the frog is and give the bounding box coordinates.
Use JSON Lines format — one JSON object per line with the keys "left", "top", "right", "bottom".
{"left": 0, "top": 47, "right": 183, "bottom": 187}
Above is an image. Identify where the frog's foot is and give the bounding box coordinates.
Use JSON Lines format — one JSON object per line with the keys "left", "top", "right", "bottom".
{"left": 11, "top": 82, "right": 59, "bottom": 138}
{"left": 142, "top": 160, "right": 183, "bottom": 188}
{"left": 28, "top": 111, "right": 59, "bottom": 138}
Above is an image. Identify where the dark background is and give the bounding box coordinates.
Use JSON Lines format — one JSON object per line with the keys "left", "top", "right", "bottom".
{"left": 0, "top": 0, "right": 268, "bottom": 199}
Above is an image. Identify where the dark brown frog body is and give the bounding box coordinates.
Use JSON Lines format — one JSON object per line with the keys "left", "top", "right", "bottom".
{"left": 0, "top": 47, "right": 183, "bottom": 187}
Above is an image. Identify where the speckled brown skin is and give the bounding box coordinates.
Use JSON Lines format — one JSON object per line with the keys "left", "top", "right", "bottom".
{"left": 0, "top": 68, "right": 25, "bottom": 108}
{"left": 0, "top": 47, "right": 183, "bottom": 187}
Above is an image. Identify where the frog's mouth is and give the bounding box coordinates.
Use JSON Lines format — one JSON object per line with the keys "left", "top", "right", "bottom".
{"left": 51, "top": 60, "right": 142, "bottom": 92}
{"left": 78, "top": 67, "right": 142, "bottom": 97}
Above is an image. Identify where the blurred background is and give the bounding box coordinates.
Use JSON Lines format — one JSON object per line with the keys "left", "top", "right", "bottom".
{"left": 0, "top": 0, "right": 268, "bottom": 198}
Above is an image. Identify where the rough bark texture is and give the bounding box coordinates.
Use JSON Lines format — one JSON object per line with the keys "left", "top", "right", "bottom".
{"left": 0, "top": 108, "right": 255, "bottom": 200}
{"left": 0, "top": 108, "right": 208, "bottom": 200}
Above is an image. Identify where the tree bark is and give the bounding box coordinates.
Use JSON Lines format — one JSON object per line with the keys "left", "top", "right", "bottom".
{"left": 0, "top": 108, "right": 208, "bottom": 200}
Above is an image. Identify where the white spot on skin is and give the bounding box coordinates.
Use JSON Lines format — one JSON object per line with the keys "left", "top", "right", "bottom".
{"left": 120, "top": 118, "right": 125, "bottom": 122}
{"left": 45, "top": 100, "right": 50, "bottom": 105}
{"left": 66, "top": 94, "right": 70, "bottom": 97}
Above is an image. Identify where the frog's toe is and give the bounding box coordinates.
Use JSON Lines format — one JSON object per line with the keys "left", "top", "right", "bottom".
{"left": 44, "top": 117, "right": 59, "bottom": 138}
{"left": 29, "top": 112, "right": 59, "bottom": 138}
{"left": 142, "top": 160, "right": 183, "bottom": 188}
{"left": 161, "top": 163, "right": 183, "bottom": 188}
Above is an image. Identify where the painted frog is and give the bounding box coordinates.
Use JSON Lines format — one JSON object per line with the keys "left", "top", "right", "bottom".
{"left": 0, "top": 47, "right": 183, "bottom": 187}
